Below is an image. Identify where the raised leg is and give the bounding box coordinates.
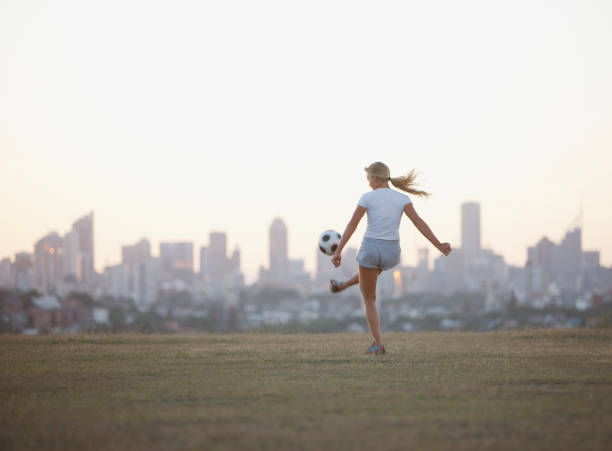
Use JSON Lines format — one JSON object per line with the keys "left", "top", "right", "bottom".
{"left": 340, "top": 273, "right": 359, "bottom": 290}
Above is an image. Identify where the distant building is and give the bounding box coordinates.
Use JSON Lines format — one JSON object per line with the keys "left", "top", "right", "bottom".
{"left": 14, "top": 252, "right": 34, "bottom": 291}
{"left": 71, "top": 212, "right": 95, "bottom": 284}
{"left": 582, "top": 250, "right": 602, "bottom": 292}
{"left": 34, "top": 232, "right": 64, "bottom": 293}
{"left": 199, "top": 246, "right": 209, "bottom": 283}
{"left": 122, "top": 239, "right": 151, "bottom": 265}
{"left": 103, "top": 263, "right": 127, "bottom": 300}
{"left": 208, "top": 232, "right": 229, "bottom": 292}
{"left": 62, "top": 230, "right": 78, "bottom": 281}
{"left": 461, "top": 202, "right": 481, "bottom": 269}
{"left": 0, "top": 258, "right": 12, "bottom": 289}
{"left": 231, "top": 247, "right": 241, "bottom": 272}
{"left": 526, "top": 237, "right": 555, "bottom": 298}
{"left": 314, "top": 246, "right": 349, "bottom": 293}
{"left": 117, "top": 239, "right": 157, "bottom": 306}
{"left": 159, "top": 242, "right": 193, "bottom": 288}
{"left": 269, "top": 218, "right": 288, "bottom": 285}
{"left": 288, "top": 258, "right": 311, "bottom": 292}
{"left": 433, "top": 247, "right": 465, "bottom": 295}
{"left": 553, "top": 227, "right": 582, "bottom": 290}
{"left": 205, "top": 232, "right": 243, "bottom": 296}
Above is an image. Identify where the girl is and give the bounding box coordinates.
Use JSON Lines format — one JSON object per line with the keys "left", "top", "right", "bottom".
{"left": 330, "top": 162, "right": 452, "bottom": 355}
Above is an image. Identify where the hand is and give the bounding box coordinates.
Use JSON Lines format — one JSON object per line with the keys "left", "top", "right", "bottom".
{"left": 437, "top": 242, "right": 451, "bottom": 256}
{"left": 332, "top": 252, "right": 342, "bottom": 268}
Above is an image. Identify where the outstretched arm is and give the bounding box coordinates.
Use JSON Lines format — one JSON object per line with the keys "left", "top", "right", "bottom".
{"left": 332, "top": 206, "right": 366, "bottom": 267}
{"left": 404, "top": 203, "right": 451, "bottom": 256}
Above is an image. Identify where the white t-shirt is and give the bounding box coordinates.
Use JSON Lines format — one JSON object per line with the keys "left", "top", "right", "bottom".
{"left": 357, "top": 188, "right": 412, "bottom": 240}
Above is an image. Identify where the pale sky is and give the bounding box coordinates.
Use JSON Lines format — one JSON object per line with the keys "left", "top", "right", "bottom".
{"left": 1, "top": 0, "right": 611, "bottom": 284}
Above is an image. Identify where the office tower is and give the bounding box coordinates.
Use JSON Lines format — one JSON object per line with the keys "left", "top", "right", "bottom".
{"left": 461, "top": 202, "right": 481, "bottom": 268}
{"left": 0, "top": 258, "right": 12, "bottom": 288}
{"left": 417, "top": 248, "right": 429, "bottom": 272}
{"left": 547, "top": 227, "right": 582, "bottom": 292}
{"left": 62, "top": 230, "right": 78, "bottom": 281}
{"left": 208, "top": 232, "right": 228, "bottom": 285}
{"left": 582, "top": 250, "right": 601, "bottom": 292}
{"left": 34, "top": 232, "right": 63, "bottom": 293}
{"left": 72, "top": 212, "right": 95, "bottom": 283}
{"left": 62, "top": 212, "right": 95, "bottom": 283}
{"left": 199, "top": 246, "right": 209, "bottom": 283}
{"left": 583, "top": 251, "right": 600, "bottom": 269}
{"left": 557, "top": 227, "right": 582, "bottom": 278}
{"left": 526, "top": 237, "right": 555, "bottom": 296}
{"left": 159, "top": 242, "right": 194, "bottom": 287}
{"left": 103, "top": 264, "right": 127, "bottom": 300}
{"left": 269, "top": 218, "right": 288, "bottom": 284}
{"left": 433, "top": 248, "right": 465, "bottom": 295}
{"left": 231, "top": 247, "right": 241, "bottom": 272}
{"left": 121, "top": 238, "right": 154, "bottom": 304}
{"left": 14, "top": 252, "right": 34, "bottom": 291}
{"left": 122, "top": 239, "right": 151, "bottom": 265}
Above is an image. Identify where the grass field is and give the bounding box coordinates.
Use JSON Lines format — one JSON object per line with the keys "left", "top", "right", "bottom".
{"left": 1, "top": 330, "right": 612, "bottom": 450}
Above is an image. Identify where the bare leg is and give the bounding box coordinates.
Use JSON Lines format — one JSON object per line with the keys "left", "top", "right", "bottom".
{"left": 340, "top": 273, "right": 359, "bottom": 290}
{"left": 358, "top": 265, "right": 383, "bottom": 346}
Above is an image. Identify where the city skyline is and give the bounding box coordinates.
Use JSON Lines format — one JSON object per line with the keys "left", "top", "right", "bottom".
{"left": 1, "top": 202, "right": 607, "bottom": 286}
{"left": 2, "top": 1, "right": 612, "bottom": 283}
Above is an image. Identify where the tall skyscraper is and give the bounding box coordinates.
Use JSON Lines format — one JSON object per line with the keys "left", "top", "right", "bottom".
{"left": 122, "top": 239, "right": 151, "bottom": 265}
{"left": 552, "top": 226, "right": 582, "bottom": 291}
{"left": 34, "top": 232, "right": 63, "bottom": 293}
{"left": 461, "top": 202, "right": 481, "bottom": 268}
{"left": 62, "top": 230, "right": 78, "bottom": 281}
{"left": 70, "top": 212, "right": 95, "bottom": 283}
{"left": 558, "top": 227, "right": 582, "bottom": 276}
{"left": 231, "top": 247, "right": 241, "bottom": 272}
{"left": 159, "top": 242, "right": 194, "bottom": 287}
{"left": 208, "top": 232, "right": 228, "bottom": 285}
{"left": 0, "top": 258, "right": 12, "bottom": 289}
{"left": 199, "top": 246, "right": 209, "bottom": 283}
{"left": 14, "top": 252, "right": 34, "bottom": 291}
{"left": 121, "top": 239, "right": 154, "bottom": 304}
{"left": 526, "top": 237, "right": 555, "bottom": 296}
{"left": 269, "top": 218, "right": 288, "bottom": 285}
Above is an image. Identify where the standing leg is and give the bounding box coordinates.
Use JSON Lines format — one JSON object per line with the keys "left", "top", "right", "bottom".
{"left": 358, "top": 265, "right": 383, "bottom": 346}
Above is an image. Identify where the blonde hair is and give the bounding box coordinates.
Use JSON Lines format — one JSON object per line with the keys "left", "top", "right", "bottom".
{"left": 364, "top": 161, "right": 430, "bottom": 197}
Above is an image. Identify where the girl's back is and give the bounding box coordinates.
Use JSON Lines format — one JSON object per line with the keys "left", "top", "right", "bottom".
{"left": 358, "top": 188, "right": 412, "bottom": 241}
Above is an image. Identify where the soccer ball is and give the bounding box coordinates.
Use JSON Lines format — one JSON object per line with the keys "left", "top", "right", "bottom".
{"left": 318, "top": 230, "right": 341, "bottom": 255}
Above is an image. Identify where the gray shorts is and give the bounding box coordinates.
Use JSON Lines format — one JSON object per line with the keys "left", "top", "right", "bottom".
{"left": 356, "top": 238, "right": 401, "bottom": 271}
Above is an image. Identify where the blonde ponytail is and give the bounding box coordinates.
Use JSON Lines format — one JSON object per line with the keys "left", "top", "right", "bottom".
{"left": 365, "top": 162, "right": 431, "bottom": 197}
{"left": 390, "top": 169, "right": 430, "bottom": 197}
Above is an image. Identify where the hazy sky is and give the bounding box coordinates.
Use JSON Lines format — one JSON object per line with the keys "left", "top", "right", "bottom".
{"left": 2, "top": 0, "right": 611, "bottom": 283}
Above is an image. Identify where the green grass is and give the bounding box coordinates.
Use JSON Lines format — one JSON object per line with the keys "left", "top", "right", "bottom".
{"left": 1, "top": 330, "right": 612, "bottom": 450}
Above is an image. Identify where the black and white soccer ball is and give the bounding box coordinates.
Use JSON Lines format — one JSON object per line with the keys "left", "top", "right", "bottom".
{"left": 318, "top": 230, "right": 342, "bottom": 256}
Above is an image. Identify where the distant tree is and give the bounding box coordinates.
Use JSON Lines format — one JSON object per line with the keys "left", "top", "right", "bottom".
{"left": 255, "top": 287, "right": 299, "bottom": 303}
{"left": 506, "top": 290, "right": 518, "bottom": 317}
{"left": 132, "top": 310, "right": 166, "bottom": 333}
{"left": 67, "top": 291, "right": 94, "bottom": 306}
{"left": 227, "top": 306, "right": 241, "bottom": 332}
{"left": 108, "top": 306, "right": 126, "bottom": 332}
